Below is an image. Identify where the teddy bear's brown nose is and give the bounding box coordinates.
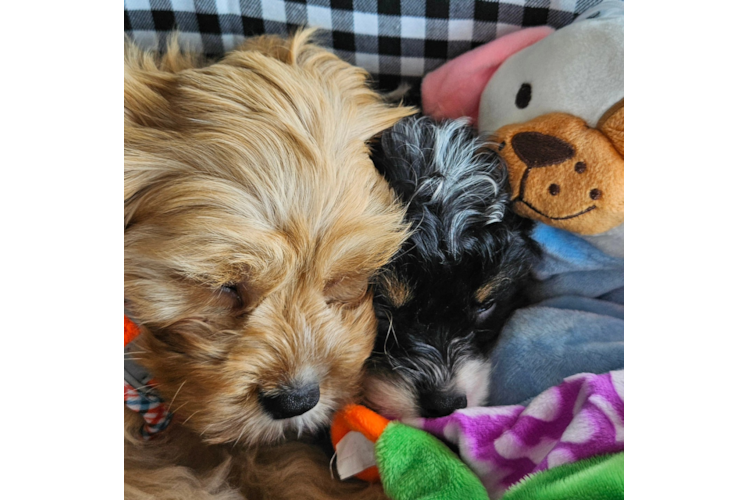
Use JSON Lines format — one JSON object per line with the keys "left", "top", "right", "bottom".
{"left": 512, "top": 132, "right": 575, "bottom": 168}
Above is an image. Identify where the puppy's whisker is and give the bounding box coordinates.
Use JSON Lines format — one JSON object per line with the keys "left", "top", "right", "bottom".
{"left": 167, "top": 380, "right": 187, "bottom": 413}
{"left": 171, "top": 400, "right": 190, "bottom": 416}
{"left": 387, "top": 311, "right": 400, "bottom": 348}
{"left": 232, "top": 421, "right": 249, "bottom": 449}
{"left": 131, "top": 383, "right": 159, "bottom": 392}
{"left": 180, "top": 409, "right": 202, "bottom": 426}
{"left": 384, "top": 315, "right": 399, "bottom": 369}
{"left": 395, "top": 215, "right": 427, "bottom": 259}
{"left": 199, "top": 424, "right": 214, "bottom": 439}
{"left": 329, "top": 450, "right": 338, "bottom": 480}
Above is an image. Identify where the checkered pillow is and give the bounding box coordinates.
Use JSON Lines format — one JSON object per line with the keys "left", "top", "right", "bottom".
{"left": 125, "top": 0, "right": 609, "bottom": 91}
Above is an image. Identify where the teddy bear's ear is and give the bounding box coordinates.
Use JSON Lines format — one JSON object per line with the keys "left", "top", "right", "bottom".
{"left": 598, "top": 99, "right": 624, "bottom": 157}
{"left": 421, "top": 26, "right": 553, "bottom": 124}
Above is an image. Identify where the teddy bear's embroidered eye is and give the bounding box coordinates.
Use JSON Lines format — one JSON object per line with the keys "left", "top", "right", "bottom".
{"left": 590, "top": 189, "right": 602, "bottom": 200}
{"left": 575, "top": 162, "right": 587, "bottom": 173}
{"left": 549, "top": 184, "right": 560, "bottom": 196}
{"left": 515, "top": 83, "right": 532, "bottom": 109}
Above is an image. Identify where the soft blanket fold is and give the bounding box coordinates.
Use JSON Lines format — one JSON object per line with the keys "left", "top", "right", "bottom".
{"left": 490, "top": 306, "right": 623, "bottom": 406}
{"left": 489, "top": 224, "right": 624, "bottom": 406}
{"left": 409, "top": 371, "right": 624, "bottom": 499}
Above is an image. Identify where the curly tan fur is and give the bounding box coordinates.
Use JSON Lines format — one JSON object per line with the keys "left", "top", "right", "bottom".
{"left": 125, "top": 30, "right": 413, "bottom": 499}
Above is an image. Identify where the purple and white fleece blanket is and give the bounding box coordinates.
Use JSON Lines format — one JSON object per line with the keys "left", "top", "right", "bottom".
{"left": 408, "top": 370, "right": 624, "bottom": 499}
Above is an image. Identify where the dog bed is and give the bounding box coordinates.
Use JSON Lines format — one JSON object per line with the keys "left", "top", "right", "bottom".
{"left": 124, "top": 1, "right": 624, "bottom": 497}
{"left": 124, "top": 0, "right": 610, "bottom": 97}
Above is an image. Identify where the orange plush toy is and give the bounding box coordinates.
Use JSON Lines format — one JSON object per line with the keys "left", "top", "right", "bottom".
{"left": 331, "top": 405, "right": 389, "bottom": 482}
{"left": 330, "top": 405, "right": 488, "bottom": 500}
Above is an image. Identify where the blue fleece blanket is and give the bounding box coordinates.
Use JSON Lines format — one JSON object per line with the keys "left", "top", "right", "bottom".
{"left": 489, "top": 224, "right": 624, "bottom": 406}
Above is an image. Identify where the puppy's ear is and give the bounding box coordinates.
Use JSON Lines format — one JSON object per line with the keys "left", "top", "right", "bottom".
{"left": 124, "top": 40, "right": 170, "bottom": 228}
{"left": 125, "top": 37, "right": 204, "bottom": 228}
{"left": 124, "top": 36, "right": 200, "bottom": 129}
{"left": 124, "top": 169, "right": 155, "bottom": 230}
{"left": 244, "top": 29, "right": 416, "bottom": 142}
{"left": 124, "top": 45, "right": 175, "bottom": 129}
{"left": 353, "top": 103, "right": 416, "bottom": 143}
{"left": 234, "top": 28, "right": 316, "bottom": 64}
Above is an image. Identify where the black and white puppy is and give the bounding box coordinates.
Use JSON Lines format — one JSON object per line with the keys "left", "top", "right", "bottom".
{"left": 365, "top": 116, "right": 538, "bottom": 419}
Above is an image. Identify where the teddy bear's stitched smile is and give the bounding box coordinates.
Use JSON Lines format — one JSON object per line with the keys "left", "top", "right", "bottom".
{"left": 514, "top": 198, "right": 597, "bottom": 221}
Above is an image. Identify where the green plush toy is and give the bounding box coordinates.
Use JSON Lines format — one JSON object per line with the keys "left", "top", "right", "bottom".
{"left": 503, "top": 453, "right": 624, "bottom": 500}
{"left": 331, "top": 405, "right": 488, "bottom": 500}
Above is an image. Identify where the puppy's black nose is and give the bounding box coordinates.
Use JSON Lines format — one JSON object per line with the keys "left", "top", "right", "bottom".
{"left": 419, "top": 392, "right": 468, "bottom": 418}
{"left": 259, "top": 384, "right": 320, "bottom": 420}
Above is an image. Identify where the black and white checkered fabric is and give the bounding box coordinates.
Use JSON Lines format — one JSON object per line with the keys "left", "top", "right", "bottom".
{"left": 125, "top": 0, "right": 609, "bottom": 90}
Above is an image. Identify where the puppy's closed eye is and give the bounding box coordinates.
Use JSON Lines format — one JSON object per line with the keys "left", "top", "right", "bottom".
{"left": 219, "top": 284, "right": 243, "bottom": 309}
{"left": 215, "top": 282, "right": 259, "bottom": 314}
{"left": 474, "top": 275, "right": 513, "bottom": 324}
{"left": 474, "top": 300, "right": 496, "bottom": 324}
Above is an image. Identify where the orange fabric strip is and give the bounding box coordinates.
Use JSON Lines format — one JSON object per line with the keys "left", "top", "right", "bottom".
{"left": 124, "top": 315, "right": 140, "bottom": 347}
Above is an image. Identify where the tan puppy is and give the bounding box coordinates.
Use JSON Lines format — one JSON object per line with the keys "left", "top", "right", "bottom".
{"left": 125, "top": 30, "right": 412, "bottom": 499}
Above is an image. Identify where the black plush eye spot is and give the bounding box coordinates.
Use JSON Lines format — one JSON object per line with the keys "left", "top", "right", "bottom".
{"left": 497, "top": 141, "right": 506, "bottom": 151}
{"left": 515, "top": 83, "right": 532, "bottom": 109}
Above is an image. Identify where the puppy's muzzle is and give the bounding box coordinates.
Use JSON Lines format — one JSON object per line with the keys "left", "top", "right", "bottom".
{"left": 259, "top": 383, "right": 320, "bottom": 420}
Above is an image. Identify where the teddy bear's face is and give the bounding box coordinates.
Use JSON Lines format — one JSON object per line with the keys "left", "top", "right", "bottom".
{"left": 493, "top": 111, "right": 623, "bottom": 235}
{"left": 475, "top": 16, "right": 623, "bottom": 237}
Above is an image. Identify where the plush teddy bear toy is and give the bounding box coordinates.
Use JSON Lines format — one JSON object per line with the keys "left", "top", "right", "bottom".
{"left": 422, "top": 4, "right": 623, "bottom": 257}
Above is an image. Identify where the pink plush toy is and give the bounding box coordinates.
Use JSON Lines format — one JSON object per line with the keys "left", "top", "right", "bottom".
{"left": 421, "top": 26, "right": 553, "bottom": 124}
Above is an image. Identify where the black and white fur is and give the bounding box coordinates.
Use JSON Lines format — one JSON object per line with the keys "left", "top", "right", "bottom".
{"left": 365, "top": 116, "right": 538, "bottom": 419}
